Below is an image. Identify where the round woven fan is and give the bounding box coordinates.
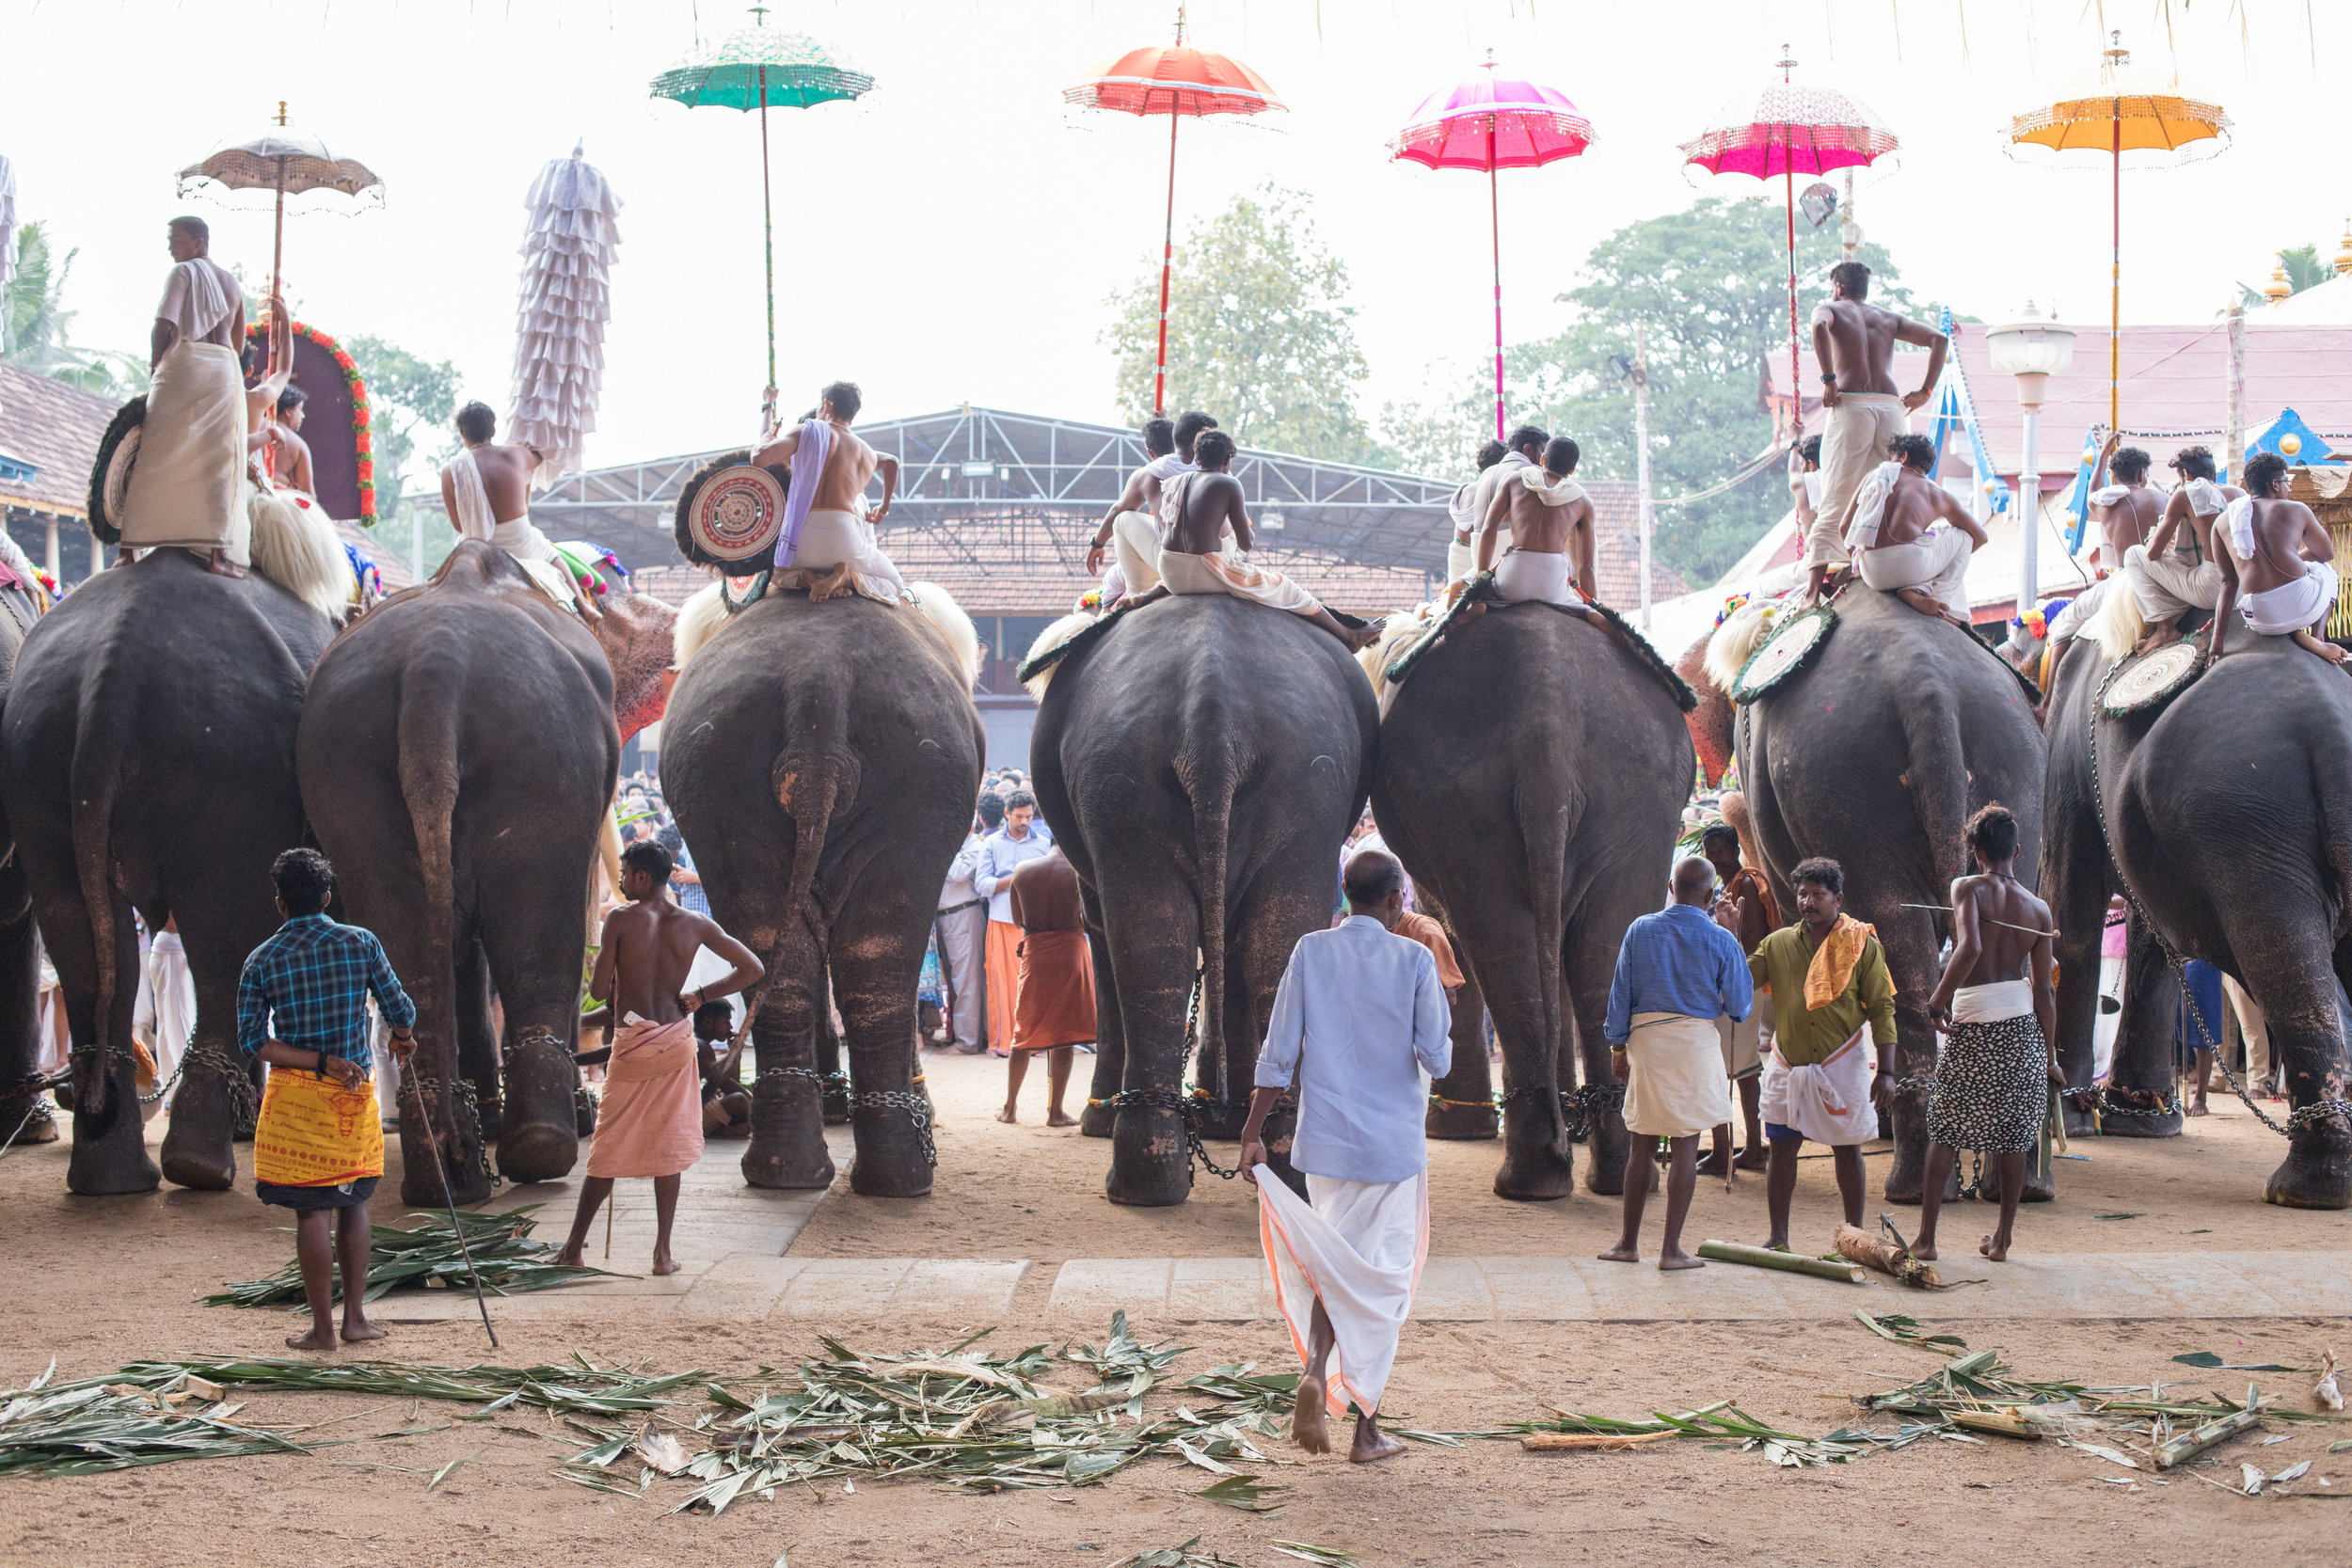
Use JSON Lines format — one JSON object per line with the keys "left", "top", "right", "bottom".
{"left": 86, "top": 397, "right": 149, "bottom": 546}
{"left": 684, "top": 463, "right": 787, "bottom": 563}
{"left": 1729, "top": 605, "right": 1836, "bottom": 704}
{"left": 2100, "top": 641, "right": 2202, "bottom": 717}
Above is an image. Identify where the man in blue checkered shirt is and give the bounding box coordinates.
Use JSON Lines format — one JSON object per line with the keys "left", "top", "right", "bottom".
{"left": 236, "top": 848, "right": 417, "bottom": 1350}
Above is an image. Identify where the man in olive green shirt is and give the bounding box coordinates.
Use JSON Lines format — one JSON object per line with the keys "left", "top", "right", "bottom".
{"left": 1746, "top": 858, "right": 1897, "bottom": 1250}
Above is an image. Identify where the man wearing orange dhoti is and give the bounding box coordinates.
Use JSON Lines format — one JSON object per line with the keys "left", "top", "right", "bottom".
{"left": 999, "top": 846, "right": 1094, "bottom": 1126}
{"left": 556, "top": 842, "right": 763, "bottom": 1276}
{"left": 973, "top": 790, "right": 1055, "bottom": 1056}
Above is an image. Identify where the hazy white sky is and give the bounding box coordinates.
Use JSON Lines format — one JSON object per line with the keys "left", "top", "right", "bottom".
{"left": 5, "top": 0, "right": 2342, "bottom": 478}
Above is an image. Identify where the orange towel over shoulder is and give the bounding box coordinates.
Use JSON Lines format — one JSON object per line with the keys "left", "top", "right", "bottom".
{"left": 1011, "top": 928, "right": 1097, "bottom": 1053}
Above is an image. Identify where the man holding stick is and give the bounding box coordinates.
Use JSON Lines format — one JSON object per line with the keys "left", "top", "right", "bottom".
{"left": 1240, "top": 849, "right": 1451, "bottom": 1464}
{"left": 1598, "top": 855, "right": 1755, "bottom": 1270}
{"left": 235, "top": 849, "right": 417, "bottom": 1350}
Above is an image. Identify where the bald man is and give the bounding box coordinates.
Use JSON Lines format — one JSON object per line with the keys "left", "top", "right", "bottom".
{"left": 1600, "top": 855, "right": 1755, "bottom": 1270}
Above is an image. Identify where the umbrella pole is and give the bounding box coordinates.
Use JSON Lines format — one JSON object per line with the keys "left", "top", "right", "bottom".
{"left": 1785, "top": 158, "right": 1800, "bottom": 439}
{"left": 760, "top": 67, "right": 777, "bottom": 395}
{"left": 2109, "top": 114, "right": 2121, "bottom": 438}
{"left": 1489, "top": 119, "right": 1504, "bottom": 444}
{"left": 1155, "top": 110, "right": 1179, "bottom": 420}
{"left": 272, "top": 156, "right": 286, "bottom": 302}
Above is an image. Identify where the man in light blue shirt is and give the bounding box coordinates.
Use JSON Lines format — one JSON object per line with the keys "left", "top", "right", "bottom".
{"left": 1239, "top": 848, "right": 1450, "bottom": 1467}
{"left": 932, "top": 793, "right": 999, "bottom": 1054}
{"left": 1600, "top": 855, "right": 1754, "bottom": 1272}
{"left": 973, "top": 790, "right": 1055, "bottom": 1053}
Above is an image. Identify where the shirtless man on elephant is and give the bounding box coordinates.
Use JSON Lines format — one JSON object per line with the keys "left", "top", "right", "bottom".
{"left": 749, "top": 380, "right": 907, "bottom": 601}
{"left": 1476, "top": 436, "right": 1596, "bottom": 608}
{"left": 1804, "top": 261, "right": 1948, "bottom": 606}
{"left": 2215, "top": 451, "right": 2348, "bottom": 669}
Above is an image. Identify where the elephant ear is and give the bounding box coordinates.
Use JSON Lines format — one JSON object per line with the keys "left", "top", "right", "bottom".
{"left": 87, "top": 396, "right": 148, "bottom": 546}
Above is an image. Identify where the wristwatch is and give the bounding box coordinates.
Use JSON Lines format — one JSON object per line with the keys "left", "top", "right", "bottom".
{"left": 1820, "top": 372, "right": 1837, "bottom": 385}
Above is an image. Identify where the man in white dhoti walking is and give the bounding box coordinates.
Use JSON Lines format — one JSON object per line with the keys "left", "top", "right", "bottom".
{"left": 1239, "top": 847, "right": 1450, "bottom": 1464}
{"left": 1599, "top": 855, "right": 1755, "bottom": 1270}
{"left": 121, "top": 217, "right": 249, "bottom": 578}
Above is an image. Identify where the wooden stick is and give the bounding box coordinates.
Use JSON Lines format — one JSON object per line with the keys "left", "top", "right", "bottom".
{"left": 603, "top": 1193, "right": 612, "bottom": 1260}
{"left": 2154, "top": 1406, "right": 2262, "bottom": 1469}
{"left": 1947, "top": 1408, "right": 2045, "bottom": 1440}
{"left": 1519, "top": 1431, "right": 1678, "bottom": 1452}
{"left": 1696, "top": 1240, "right": 1866, "bottom": 1283}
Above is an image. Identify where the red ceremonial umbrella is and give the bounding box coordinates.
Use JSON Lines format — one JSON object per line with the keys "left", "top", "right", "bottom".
{"left": 1392, "top": 54, "right": 1594, "bottom": 443}
{"left": 1065, "top": 9, "right": 1284, "bottom": 418}
{"left": 1679, "top": 50, "right": 1897, "bottom": 437}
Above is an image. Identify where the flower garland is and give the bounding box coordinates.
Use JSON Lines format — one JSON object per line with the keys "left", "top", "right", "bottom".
{"left": 244, "top": 318, "right": 376, "bottom": 528}
{"left": 2010, "top": 600, "right": 2069, "bottom": 642}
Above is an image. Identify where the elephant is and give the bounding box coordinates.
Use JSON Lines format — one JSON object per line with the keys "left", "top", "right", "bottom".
{"left": 296, "top": 543, "right": 677, "bottom": 1206}
{"left": 2041, "top": 628, "right": 2352, "bottom": 1208}
{"left": 1687, "top": 586, "right": 2047, "bottom": 1204}
{"left": 660, "top": 586, "right": 981, "bottom": 1198}
{"left": 1, "top": 549, "right": 335, "bottom": 1194}
{"left": 1370, "top": 601, "right": 1697, "bottom": 1200}
{"left": 1027, "top": 594, "right": 1379, "bottom": 1208}
{"left": 0, "top": 583, "right": 56, "bottom": 1153}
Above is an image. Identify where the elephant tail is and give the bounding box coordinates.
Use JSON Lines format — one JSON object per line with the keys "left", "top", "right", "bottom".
{"left": 395, "top": 680, "right": 464, "bottom": 1061}
{"left": 66, "top": 688, "right": 131, "bottom": 1132}
{"left": 773, "top": 740, "right": 858, "bottom": 920}
{"left": 1186, "top": 753, "right": 1238, "bottom": 1103}
{"left": 1515, "top": 784, "right": 1571, "bottom": 1146}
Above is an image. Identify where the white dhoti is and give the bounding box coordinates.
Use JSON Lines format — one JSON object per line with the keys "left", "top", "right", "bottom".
{"left": 1491, "top": 548, "right": 1578, "bottom": 608}
{"left": 1622, "top": 1012, "right": 1735, "bottom": 1139}
{"left": 1855, "top": 522, "right": 1973, "bottom": 611}
{"left": 2123, "top": 544, "right": 2223, "bottom": 623}
{"left": 132, "top": 932, "right": 194, "bottom": 1115}
{"left": 119, "top": 341, "right": 250, "bottom": 564}
{"left": 2238, "top": 560, "right": 2339, "bottom": 637}
{"left": 1811, "top": 394, "right": 1909, "bottom": 570}
{"left": 1445, "top": 538, "right": 1474, "bottom": 585}
{"left": 1157, "top": 547, "right": 1323, "bottom": 616}
{"left": 2046, "top": 577, "right": 2111, "bottom": 641}
{"left": 788, "top": 507, "right": 908, "bottom": 601}
{"left": 1110, "top": 509, "right": 1163, "bottom": 595}
{"left": 1758, "top": 1026, "right": 1879, "bottom": 1145}
{"left": 1257, "top": 1164, "right": 1427, "bottom": 1418}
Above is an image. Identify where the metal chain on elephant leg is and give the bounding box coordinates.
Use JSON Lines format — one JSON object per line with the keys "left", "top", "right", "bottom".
{"left": 2084, "top": 662, "right": 2352, "bottom": 1139}
{"left": 179, "top": 1038, "right": 260, "bottom": 1134}
{"left": 1097, "top": 1085, "right": 1239, "bottom": 1181}
{"left": 848, "top": 1087, "right": 937, "bottom": 1167}
{"left": 398, "top": 1074, "right": 497, "bottom": 1191}
{"left": 1493, "top": 1080, "right": 1623, "bottom": 1145}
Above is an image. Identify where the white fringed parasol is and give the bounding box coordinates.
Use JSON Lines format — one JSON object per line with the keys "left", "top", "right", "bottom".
{"left": 510, "top": 142, "right": 620, "bottom": 488}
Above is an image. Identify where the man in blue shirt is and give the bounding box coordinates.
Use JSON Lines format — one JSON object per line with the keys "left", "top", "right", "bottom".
{"left": 1599, "top": 855, "right": 1754, "bottom": 1271}
{"left": 235, "top": 849, "right": 417, "bottom": 1350}
{"left": 1239, "top": 848, "right": 1451, "bottom": 1465}
{"left": 973, "top": 789, "right": 1055, "bottom": 1055}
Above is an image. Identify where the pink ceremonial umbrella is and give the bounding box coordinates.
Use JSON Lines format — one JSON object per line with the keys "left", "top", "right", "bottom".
{"left": 1679, "top": 50, "right": 1897, "bottom": 438}
{"left": 1392, "top": 54, "right": 1593, "bottom": 442}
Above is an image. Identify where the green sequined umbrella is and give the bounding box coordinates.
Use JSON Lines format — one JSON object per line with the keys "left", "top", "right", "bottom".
{"left": 650, "top": 7, "right": 875, "bottom": 392}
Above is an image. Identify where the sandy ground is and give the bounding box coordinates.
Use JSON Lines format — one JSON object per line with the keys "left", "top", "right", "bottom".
{"left": 795, "top": 1046, "right": 2328, "bottom": 1264}
{"left": 3, "top": 1053, "right": 2345, "bottom": 1567}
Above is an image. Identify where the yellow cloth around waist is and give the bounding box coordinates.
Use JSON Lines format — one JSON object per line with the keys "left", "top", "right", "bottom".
{"left": 252, "top": 1069, "right": 385, "bottom": 1187}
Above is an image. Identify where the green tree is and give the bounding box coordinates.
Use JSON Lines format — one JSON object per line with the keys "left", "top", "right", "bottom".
{"left": 1104, "top": 184, "right": 1383, "bottom": 464}
{"left": 3, "top": 221, "right": 148, "bottom": 399}
{"left": 1436, "top": 198, "right": 1949, "bottom": 587}
{"left": 344, "top": 334, "right": 460, "bottom": 571}
{"left": 2235, "top": 243, "right": 2332, "bottom": 308}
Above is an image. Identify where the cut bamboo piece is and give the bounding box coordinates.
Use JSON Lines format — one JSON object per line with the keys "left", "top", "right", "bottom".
{"left": 1834, "top": 1224, "right": 1941, "bottom": 1289}
{"left": 1947, "top": 1408, "right": 2045, "bottom": 1440}
{"left": 1520, "top": 1431, "right": 1678, "bottom": 1452}
{"left": 1696, "top": 1241, "right": 1866, "bottom": 1283}
{"left": 2153, "top": 1407, "right": 2262, "bottom": 1469}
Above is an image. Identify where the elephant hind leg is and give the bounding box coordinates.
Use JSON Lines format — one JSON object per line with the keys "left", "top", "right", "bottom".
{"left": 2246, "top": 950, "right": 2352, "bottom": 1210}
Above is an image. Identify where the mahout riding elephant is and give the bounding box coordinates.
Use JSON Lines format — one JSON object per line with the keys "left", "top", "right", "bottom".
{"left": 2041, "top": 629, "right": 2352, "bottom": 1208}
{"left": 0, "top": 578, "right": 56, "bottom": 1153}
{"left": 2, "top": 549, "right": 335, "bottom": 1194}
{"left": 1372, "top": 601, "right": 1696, "bottom": 1199}
{"left": 1027, "top": 594, "right": 1378, "bottom": 1207}
{"left": 297, "top": 543, "right": 676, "bottom": 1205}
{"left": 661, "top": 586, "right": 981, "bottom": 1197}
{"left": 1689, "top": 586, "right": 2046, "bottom": 1203}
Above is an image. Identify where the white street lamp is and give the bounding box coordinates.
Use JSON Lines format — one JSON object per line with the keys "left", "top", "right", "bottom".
{"left": 1985, "top": 306, "right": 2077, "bottom": 617}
